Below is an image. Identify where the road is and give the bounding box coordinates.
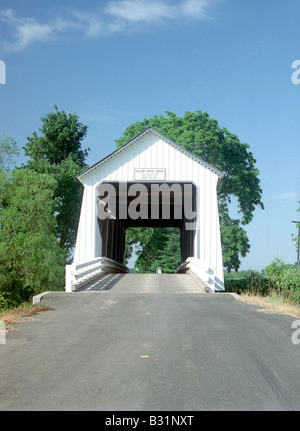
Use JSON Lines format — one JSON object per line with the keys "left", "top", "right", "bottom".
{"left": 0, "top": 274, "right": 299, "bottom": 411}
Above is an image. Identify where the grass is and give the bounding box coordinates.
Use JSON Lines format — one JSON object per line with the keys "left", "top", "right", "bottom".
{"left": 0, "top": 302, "right": 53, "bottom": 329}
{"left": 239, "top": 291, "right": 300, "bottom": 318}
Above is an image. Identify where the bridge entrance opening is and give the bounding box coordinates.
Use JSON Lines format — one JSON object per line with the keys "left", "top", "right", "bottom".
{"left": 97, "top": 181, "right": 196, "bottom": 268}
{"left": 125, "top": 227, "right": 181, "bottom": 273}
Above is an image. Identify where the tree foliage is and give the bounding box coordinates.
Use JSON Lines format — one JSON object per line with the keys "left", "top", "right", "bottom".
{"left": 116, "top": 111, "right": 264, "bottom": 272}
{"left": 126, "top": 228, "right": 180, "bottom": 273}
{"left": 0, "top": 107, "right": 89, "bottom": 311}
{"left": 24, "top": 105, "right": 88, "bottom": 167}
{"left": 0, "top": 168, "right": 65, "bottom": 310}
{"left": 0, "top": 135, "right": 19, "bottom": 173}
{"left": 292, "top": 201, "right": 300, "bottom": 258}
{"left": 264, "top": 257, "right": 293, "bottom": 277}
{"left": 23, "top": 105, "right": 89, "bottom": 259}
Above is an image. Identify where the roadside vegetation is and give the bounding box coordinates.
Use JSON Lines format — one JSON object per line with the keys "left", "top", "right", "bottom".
{"left": 0, "top": 302, "right": 53, "bottom": 327}
{"left": 225, "top": 258, "right": 300, "bottom": 317}
{"left": 0, "top": 107, "right": 89, "bottom": 313}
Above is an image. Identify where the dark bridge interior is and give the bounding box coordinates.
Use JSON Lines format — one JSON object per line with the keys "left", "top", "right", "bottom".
{"left": 97, "top": 181, "right": 197, "bottom": 267}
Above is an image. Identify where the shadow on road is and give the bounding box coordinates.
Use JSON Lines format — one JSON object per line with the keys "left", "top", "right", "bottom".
{"left": 78, "top": 273, "right": 126, "bottom": 291}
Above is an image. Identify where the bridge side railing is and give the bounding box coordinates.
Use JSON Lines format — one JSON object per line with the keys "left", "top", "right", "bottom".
{"left": 176, "top": 257, "right": 224, "bottom": 292}
{"left": 65, "top": 257, "right": 129, "bottom": 292}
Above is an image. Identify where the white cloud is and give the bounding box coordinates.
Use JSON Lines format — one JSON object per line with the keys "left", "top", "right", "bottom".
{"left": 69, "top": 10, "right": 103, "bottom": 38}
{"left": 0, "top": 8, "right": 101, "bottom": 50}
{"left": 0, "top": 1, "right": 221, "bottom": 51}
{"left": 106, "top": 0, "right": 175, "bottom": 23}
{"left": 105, "top": 0, "right": 217, "bottom": 24}
{"left": 0, "top": 9, "right": 55, "bottom": 50}
{"left": 182, "top": 0, "right": 213, "bottom": 18}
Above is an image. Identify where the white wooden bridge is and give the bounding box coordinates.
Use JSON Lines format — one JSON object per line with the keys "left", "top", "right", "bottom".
{"left": 65, "top": 128, "right": 225, "bottom": 293}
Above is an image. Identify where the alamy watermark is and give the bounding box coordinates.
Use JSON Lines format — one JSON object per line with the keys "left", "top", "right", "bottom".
{"left": 291, "top": 60, "right": 300, "bottom": 85}
{"left": 291, "top": 320, "right": 300, "bottom": 345}
{"left": 0, "top": 320, "right": 6, "bottom": 344}
{"left": 0, "top": 60, "right": 6, "bottom": 85}
{"left": 97, "top": 181, "right": 197, "bottom": 230}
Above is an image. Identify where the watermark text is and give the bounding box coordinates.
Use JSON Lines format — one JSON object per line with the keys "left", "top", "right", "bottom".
{"left": 97, "top": 181, "right": 197, "bottom": 230}
{"left": 291, "top": 320, "right": 300, "bottom": 345}
{"left": 291, "top": 60, "right": 300, "bottom": 85}
{"left": 0, "top": 60, "right": 6, "bottom": 85}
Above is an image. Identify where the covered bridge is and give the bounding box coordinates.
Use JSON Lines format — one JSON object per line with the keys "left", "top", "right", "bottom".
{"left": 65, "top": 127, "right": 225, "bottom": 293}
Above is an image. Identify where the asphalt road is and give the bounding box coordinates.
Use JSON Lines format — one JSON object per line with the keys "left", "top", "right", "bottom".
{"left": 0, "top": 274, "right": 299, "bottom": 411}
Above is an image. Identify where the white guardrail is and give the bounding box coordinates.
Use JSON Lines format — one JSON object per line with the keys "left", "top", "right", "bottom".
{"left": 176, "top": 257, "right": 224, "bottom": 293}
{"left": 65, "top": 257, "right": 130, "bottom": 292}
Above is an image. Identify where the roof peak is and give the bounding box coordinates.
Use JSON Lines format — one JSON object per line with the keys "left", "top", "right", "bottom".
{"left": 78, "top": 127, "right": 224, "bottom": 180}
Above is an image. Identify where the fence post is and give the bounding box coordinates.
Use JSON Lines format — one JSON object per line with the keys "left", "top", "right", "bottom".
{"left": 65, "top": 264, "right": 74, "bottom": 292}
{"left": 0, "top": 320, "right": 6, "bottom": 344}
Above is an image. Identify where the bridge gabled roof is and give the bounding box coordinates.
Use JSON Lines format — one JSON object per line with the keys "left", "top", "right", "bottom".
{"left": 78, "top": 127, "right": 224, "bottom": 181}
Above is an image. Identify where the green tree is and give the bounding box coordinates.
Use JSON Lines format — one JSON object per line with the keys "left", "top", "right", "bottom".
{"left": 150, "top": 228, "right": 181, "bottom": 273}
{"left": 129, "top": 228, "right": 180, "bottom": 273}
{"left": 23, "top": 106, "right": 89, "bottom": 260}
{"left": 220, "top": 214, "right": 250, "bottom": 272}
{"left": 125, "top": 227, "right": 154, "bottom": 263}
{"left": 0, "top": 135, "right": 19, "bottom": 173}
{"left": 24, "top": 105, "right": 88, "bottom": 167}
{"left": 0, "top": 168, "right": 65, "bottom": 310}
{"left": 116, "top": 111, "right": 264, "bottom": 272}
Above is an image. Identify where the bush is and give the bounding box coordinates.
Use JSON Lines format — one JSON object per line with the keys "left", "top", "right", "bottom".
{"left": 0, "top": 272, "right": 32, "bottom": 312}
{"left": 271, "top": 267, "right": 300, "bottom": 304}
{"left": 0, "top": 293, "right": 9, "bottom": 312}
{"left": 264, "top": 257, "right": 293, "bottom": 277}
{"left": 225, "top": 275, "right": 271, "bottom": 296}
{"left": 225, "top": 261, "right": 300, "bottom": 305}
{"left": 224, "top": 277, "right": 251, "bottom": 294}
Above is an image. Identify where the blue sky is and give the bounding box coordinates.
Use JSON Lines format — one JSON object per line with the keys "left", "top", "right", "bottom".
{"left": 0, "top": 0, "right": 299, "bottom": 270}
